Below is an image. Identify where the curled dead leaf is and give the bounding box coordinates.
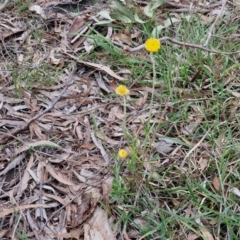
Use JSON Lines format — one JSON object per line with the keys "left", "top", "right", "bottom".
{"left": 42, "top": 162, "right": 76, "bottom": 186}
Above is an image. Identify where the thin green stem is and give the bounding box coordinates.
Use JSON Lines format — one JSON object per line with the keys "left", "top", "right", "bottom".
{"left": 143, "top": 53, "right": 157, "bottom": 152}
{"left": 149, "top": 52, "right": 156, "bottom": 115}
{"left": 123, "top": 96, "right": 127, "bottom": 132}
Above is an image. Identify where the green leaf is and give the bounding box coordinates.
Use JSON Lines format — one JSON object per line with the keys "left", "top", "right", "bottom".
{"left": 17, "top": 2, "right": 31, "bottom": 13}
{"left": 110, "top": 1, "right": 134, "bottom": 21}
{"left": 157, "top": 136, "right": 191, "bottom": 148}
{"left": 94, "top": 20, "right": 113, "bottom": 25}
{"left": 111, "top": 13, "right": 132, "bottom": 23}
{"left": 152, "top": 17, "right": 180, "bottom": 36}
{"left": 151, "top": 0, "right": 166, "bottom": 10}
{"left": 134, "top": 12, "right": 145, "bottom": 23}
{"left": 99, "top": 10, "right": 113, "bottom": 21}
{"left": 144, "top": 0, "right": 166, "bottom": 17}
{"left": 152, "top": 25, "right": 165, "bottom": 37}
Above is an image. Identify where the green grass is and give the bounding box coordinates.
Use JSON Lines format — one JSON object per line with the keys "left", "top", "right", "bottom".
{"left": 2, "top": 0, "right": 240, "bottom": 239}
{"left": 85, "top": 2, "right": 240, "bottom": 239}
{"left": 12, "top": 63, "right": 62, "bottom": 97}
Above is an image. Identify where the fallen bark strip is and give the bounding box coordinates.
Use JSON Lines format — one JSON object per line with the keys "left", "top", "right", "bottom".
{"left": 0, "top": 64, "right": 77, "bottom": 144}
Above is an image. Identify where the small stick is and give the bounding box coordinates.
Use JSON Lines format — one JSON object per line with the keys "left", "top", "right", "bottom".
{"left": 0, "top": 64, "right": 77, "bottom": 144}
{"left": 112, "top": 36, "right": 240, "bottom": 55}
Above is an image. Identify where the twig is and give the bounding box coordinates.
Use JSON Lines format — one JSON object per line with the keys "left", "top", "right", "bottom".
{"left": 0, "top": 64, "right": 77, "bottom": 144}
{"left": 204, "top": 0, "right": 227, "bottom": 46}
{"left": 112, "top": 36, "right": 240, "bottom": 55}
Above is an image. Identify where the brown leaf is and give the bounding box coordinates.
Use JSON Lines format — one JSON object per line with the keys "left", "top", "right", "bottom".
{"left": 57, "top": 228, "right": 82, "bottom": 239}
{"left": 42, "top": 192, "right": 67, "bottom": 205}
{"left": 0, "top": 153, "right": 26, "bottom": 176}
{"left": 91, "top": 132, "right": 110, "bottom": 164}
{"left": 199, "top": 156, "right": 209, "bottom": 171}
{"left": 83, "top": 207, "right": 115, "bottom": 240}
{"left": 42, "top": 162, "right": 76, "bottom": 186}
{"left": 15, "top": 29, "right": 32, "bottom": 43}
{"left": 212, "top": 175, "right": 220, "bottom": 191}
{"left": 135, "top": 88, "right": 148, "bottom": 109}
{"left": 26, "top": 211, "right": 46, "bottom": 240}
{"left": 102, "top": 177, "right": 113, "bottom": 215}
{"left": 49, "top": 49, "right": 61, "bottom": 65}
{"left": 199, "top": 227, "right": 214, "bottom": 240}
{"left": 29, "top": 5, "right": 46, "bottom": 19}
{"left": 124, "top": 25, "right": 131, "bottom": 37}
{"left": 29, "top": 122, "right": 46, "bottom": 140}
{"left": 0, "top": 203, "right": 58, "bottom": 218}
{"left": 0, "top": 229, "right": 8, "bottom": 238}
{"left": 71, "top": 193, "right": 93, "bottom": 227}
{"left": 109, "top": 79, "right": 117, "bottom": 90}
{"left": 95, "top": 72, "right": 111, "bottom": 93}
{"left": 96, "top": 132, "right": 120, "bottom": 145}
{"left": 153, "top": 138, "right": 175, "bottom": 154}
{"left": 18, "top": 155, "right": 34, "bottom": 196}
{"left": 187, "top": 233, "right": 199, "bottom": 240}
{"left": 68, "top": 16, "right": 86, "bottom": 36}
{"left": 66, "top": 53, "right": 124, "bottom": 80}
{"left": 182, "top": 105, "right": 203, "bottom": 135}
{"left": 112, "top": 33, "right": 132, "bottom": 46}
{"left": 23, "top": 90, "right": 39, "bottom": 113}
{"left": 215, "top": 133, "right": 225, "bottom": 156}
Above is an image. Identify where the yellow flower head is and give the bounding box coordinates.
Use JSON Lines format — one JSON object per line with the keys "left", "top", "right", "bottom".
{"left": 115, "top": 85, "right": 129, "bottom": 96}
{"left": 118, "top": 149, "right": 128, "bottom": 159}
{"left": 145, "top": 38, "right": 161, "bottom": 53}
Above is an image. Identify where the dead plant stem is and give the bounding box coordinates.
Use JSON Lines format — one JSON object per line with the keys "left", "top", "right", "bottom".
{"left": 112, "top": 36, "right": 240, "bottom": 54}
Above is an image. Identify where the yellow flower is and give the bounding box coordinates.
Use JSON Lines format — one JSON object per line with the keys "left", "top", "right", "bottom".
{"left": 118, "top": 149, "right": 128, "bottom": 159}
{"left": 145, "top": 38, "right": 161, "bottom": 53}
{"left": 115, "top": 85, "right": 129, "bottom": 96}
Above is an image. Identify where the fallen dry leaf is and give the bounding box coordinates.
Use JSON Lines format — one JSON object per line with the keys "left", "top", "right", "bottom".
{"left": 42, "top": 162, "right": 76, "bottom": 186}
{"left": 57, "top": 228, "right": 82, "bottom": 239}
{"left": 26, "top": 211, "right": 46, "bottom": 240}
{"left": 153, "top": 138, "right": 175, "bottom": 154}
{"left": 212, "top": 175, "right": 220, "bottom": 191}
{"left": 0, "top": 229, "right": 8, "bottom": 238}
{"left": 0, "top": 203, "right": 58, "bottom": 218}
{"left": 49, "top": 49, "right": 62, "bottom": 65}
{"left": 112, "top": 32, "right": 132, "bottom": 46}
{"left": 65, "top": 53, "right": 124, "bottom": 80}
{"left": 187, "top": 232, "right": 200, "bottom": 240}
{"left": 29, "top": 122, "right": 46, "bottom": 140}
{"left": 199, "top": 227, "right": 215, "bottom": 240}
{"left": 91, "top": 132, "right": 110, "bottom": 165}
{"left": 198, "top": 156, "right": 209, "bottom": 171}
{"left": 18, "top": 155, "right": 34, "bottom": 196}
{"left": 0, "top": 153, "right": 26, "bottom": 176}
{"left": 29, "top": 5, "right": 46, "bottom": 19}
{"left": 68, "top": 16, "right": 86, "bottom": 36}
{"left": 232, "top": 187, "right": 240, "bottom": 197}
{"left": 84, "top": 207, "right": 116, "bottom": 240}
